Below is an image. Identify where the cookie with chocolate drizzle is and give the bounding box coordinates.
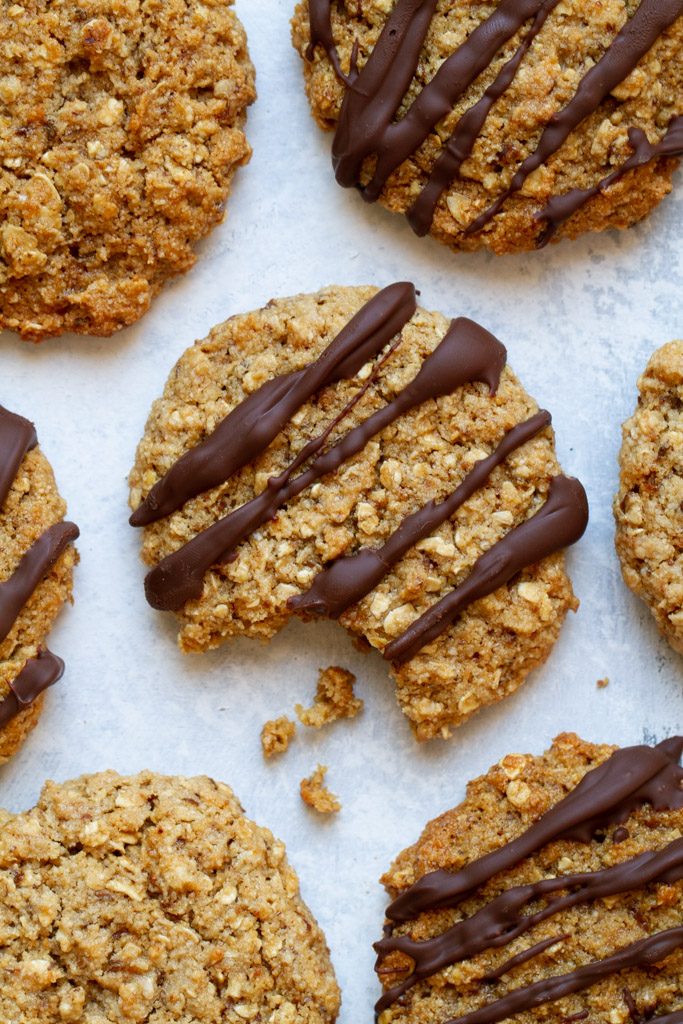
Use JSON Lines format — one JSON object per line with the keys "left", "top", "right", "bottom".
{"left": 129, "top": 283, "right": 587, "bottom": 739}
{"left": 375, "top": 733, "right": 683, "bottom": 1024}
{"left": 292, "top": 0, "right": 683, "bottom": 254}
{"left": 0, "top": 405, "right": 79, "bottom": 763}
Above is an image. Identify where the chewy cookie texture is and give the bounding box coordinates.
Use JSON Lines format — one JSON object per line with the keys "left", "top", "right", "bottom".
{"left": 0, "top": 0, "right": 255, "bottom": 342}
{"left": 375, "top": 733, "right": 683, "bottom": 1024}
{"left": 615, "top": 341, "right": 683, "bottom": 655}
{"left": 292, "top": 0, "right": 683, "bottom": 254}
{"left": 130, "top": 283, "right": 588, "bottom": 739}
{"left": 0, "top": 771, "right": 341, "bottom": 1024}
{"left": 0, "top": 405, "right": 78, "bottom": 764}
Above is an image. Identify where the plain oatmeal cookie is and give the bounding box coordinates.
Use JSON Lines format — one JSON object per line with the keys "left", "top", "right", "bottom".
{"left": 375, "top": 733, "right": 683, "bottom": 1024}
{"left": 291, "top": 0, "right": 683, "bottom": 255}
{"left": 0, "top": 0, "right": 255, "bottom": 341}
{"left": 0, "top": 770, "right": 341, "bottom": 1023}
{"left": 614, "top": 341, "right": 683, "bottom": 654}
{"left": 129, "top": 283, "right": 588, "bottom": 739}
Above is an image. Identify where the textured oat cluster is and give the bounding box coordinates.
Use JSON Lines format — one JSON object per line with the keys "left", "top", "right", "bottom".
{"left": 0, "top": 443, "right": 77, "bottom": 763}
{"left": 378, "top": 733, "right": 683, "bottom": 1024}
{"left": 261, "top": 715, "right": 297, "bottom": 758}
{"left": 0, "top": 0, "right": 255, "bottom": 341}
{"left": 615, "top": 341, "right": 683, "bottom": 654}
{"left": 296, "top": 666, "right": 362, "bottom": 729}
{"left": 130, "top": 286, "right": 579, "bottom": 740}
{"left": 300, "top": 765, "right": 341, "bottom": 815}
{"left": 292, "top": 0, "right": 683, "bottom": 255}
{"left": 0, "top": 771, "right": 341, "bottom": 1023}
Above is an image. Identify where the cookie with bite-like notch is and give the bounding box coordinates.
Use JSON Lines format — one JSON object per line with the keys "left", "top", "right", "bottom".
{"left": 0, "top": 0, "right": 255, "bottom": 342}
{"left": 129, "top": 283, "right": 588, "bottom": 740}
{"left": 615, "top": 341, "right": 683, "bottom": 654}
{"left": 0, "top": 404, "right": 78, "bottom": 763}
{"left": 0, "top": 770, "right": 340, "bottom": 1023}
{"left": 292, "top": 0, "right": 683, "bottom": 255}
{"left": 375, "top": 733, "right": 683, "bottom": 1024}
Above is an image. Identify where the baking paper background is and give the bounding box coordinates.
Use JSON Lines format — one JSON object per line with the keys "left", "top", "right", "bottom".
{"left": 1, "top": 2, "right": 683, "bottom": 1019}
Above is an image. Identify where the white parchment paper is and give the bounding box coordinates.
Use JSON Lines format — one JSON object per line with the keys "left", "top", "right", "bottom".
{"left": 1, "top": 2, "right": 682, "bottom": 1019}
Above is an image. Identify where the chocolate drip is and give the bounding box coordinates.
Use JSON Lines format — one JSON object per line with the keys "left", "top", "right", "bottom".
{"left": 386, "top": 738, "right": 683, "bottom": 922}
{"left": 384, "top": 474, "right": 588, "bottom": 664}
{"left": 466, "top": 0, "right": 683, "bottom": 236}
{"left": 652, "top": 1014, "right": 683, "bottom": 1024}
{"left": 537, "top": 116, "right": 683, "bottom": 245}
{"left": 482, "top": 934, "right": 568, "bottom": 983}
{"left": 443, "top": 926, "right": 683, "bottom": 1024}
{"left": 0, "top": 649, "right": 64, "bottom": 729}
{"left": 0, "top": 521, "right": 80, "bottom": 643}
{"left": 0, "top": 405, "right": 37, "bottom": 510}
{"left": 376, "top": 834, "right": 683, "bottom": 1011}
{"left": 130, "top": 283, "right": 417, "bottom": 527}
{"left": 306, "top": 0, "right": 347, "bottom": 81}
{"left": 144, "top": 316, "right": 506, "bottom": 612}
{"left": 289, "top": 410, "right": 551, "bottom": 620}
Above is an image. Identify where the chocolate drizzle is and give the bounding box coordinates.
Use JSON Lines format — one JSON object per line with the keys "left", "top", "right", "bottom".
{"left": 308, "top": 0, "right": 683, "bottom": 240}
{"left": 0, "top": 405, "right": 37, "bottom": 510}
{"left": 0, "top": 649, "right": 64, "bottom": 729}
{"left": 375, "top": 738, "right": 683, "bottom": 1023}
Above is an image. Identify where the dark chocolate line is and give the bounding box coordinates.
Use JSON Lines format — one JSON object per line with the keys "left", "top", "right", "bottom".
{"left": 289, "top": 410, "right": 551, "bottom": 620}
{"left": 537, "top": 116, "right": 683, "bottom": 245}
{"left": 465, "top": 0, "right": 683, "bottom": 236}
{"left": 306, "top": 0, "right": 348, "bottom": 82}
{"left": 0, "top": 649, "right": 64, "bottom": 730}
{"left": 130, "top": 283, "right": 417, "bottom": 527}
{"left": 144, "top": 316, "right": 506, "bottom": 612}
{"left": 443, "top": 926, "right": 683, "bottom": 1024}
{"left": 386, "top": 738, "right": 683, "bottom": 923}
{"left": 482, "top": 934, "right": 569, "bottom": 983}
{"left": 0, "top": 521, "right": 80, "bottom": 643}
{"left": 0, "top": 405, "right": 37, "bottom": 510}
{"left": 384, "top": 473, "right": 588, "bottom": 664}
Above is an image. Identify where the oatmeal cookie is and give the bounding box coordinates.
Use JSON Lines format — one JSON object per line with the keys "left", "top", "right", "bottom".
{"left": 0, "top": 770, "right": 340, "bottom": 1023}
{"left": 375, "top": 733, "right": 683, "bottom": 1024}
{"left": 0, "top": 405, "right": 78, "bottom": 763}
{"left": 292, "top": 1, "right": 683, "bottom": 255}
{"left": 129, "top": 283, "right": 588, "bottom": 739}
{"left": 0, "top": 0, "right": 255, "bottom": 342}
{"left": 615, "top": 341, "right": 683, "bottom": 655}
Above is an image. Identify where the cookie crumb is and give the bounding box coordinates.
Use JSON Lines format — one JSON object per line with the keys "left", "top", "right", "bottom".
{"left": 300, "top": 765, "right": 341, "bottom": 815}
{"left": 296, "top": 666, "right": 363, "bottom": 729}
{"left": 597, "top": 677, "right": 610, "bottom": 689}
{"left": 261, "top": 716, "right": 296, "bottom": 758}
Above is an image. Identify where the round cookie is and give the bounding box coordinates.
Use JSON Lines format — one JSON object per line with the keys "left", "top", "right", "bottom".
{"left": 0, "top": 405, "right": 78, "bottom": 763}
{"left": 615, "top": 341, "right": 683, "bottom": 655}
{"left": 129, "top": 283, "right": 588, "bottom": 739}
{"left": 291, "top": 1, "right": 683, "bottom": 255}
{"left": 0, "top": 0, "right": 255, "bottom": 342}
{"left": 375, "top": 733, "right": 683, "bottom": 1024}
{"left": 0, "top": 770, "right": 341, "bottom": 1023}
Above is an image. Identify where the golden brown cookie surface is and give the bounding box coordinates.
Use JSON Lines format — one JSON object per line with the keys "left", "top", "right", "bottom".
{"left": 0, "top": 770, "right": 340, "bottom": 1023}
{"left": 129, "top": 284, "right": 587, "bottom": 739}
{"left": 0, "top": 0, "right": 255, "bottom": 342}
{"left": 615, "top": 341, "right": 683, "bottom": 655}
{"left": 292, "top": 1, "right": 683, "bottom": 255}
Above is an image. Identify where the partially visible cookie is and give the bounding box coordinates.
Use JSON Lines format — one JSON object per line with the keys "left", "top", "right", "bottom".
{"left": 292, "top": 1, "right": 683, "bottom": 255}
{"left": 0, "top": 405, "right": 78, "bottom": 763}
{"left": 0, "top": 0, "right": 255, "bottom": 342}
{"left": 615, "top": 341, "right": 683, "bottom": 654}
{"left": 375, "top": 733, "right": 683, "bottom": 1024}
{"left": 129, "top": 282, "right": 588, "bottom": 739}
{"left": 0, "top": 770, "right": 341, "bottom": 1023}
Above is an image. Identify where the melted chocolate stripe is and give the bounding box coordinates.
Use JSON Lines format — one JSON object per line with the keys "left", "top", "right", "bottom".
{"left": 482, "top": 934, "right": 569, "bottom": 984}
{"left": 375, "top": 835, "right": 683, "bottom": 1011}
{"left": 386, "top": 738, "right": 683, "bottom": 923}
{"left": 0, "top": 649, "right": 64, "bottom": 730}
{"left": 289, "top": 410, "right": 551, "bottom": 619}
{"left": 0, "top": 521, "right": 80, "bottom": 643}
{"left": 537, "top": 116, "right": 683, "bottom": 245}
{"left": 131, "top": 283, "right": 417, "bottom": 527}
{"left": 144, "top": 317, "right": 506, "bottom": 613}
{"left": 384, "top": 474, "right": 588, "bottom": 664}
{"left": 444, "top": 926, "right": 683, "bottom": 1024}
{"left": 466, "top": 0, "right": 683, "bottom": 235}
{"left": 0, "top": 405, "right": 37, "bottom": 510}
{"left": 307, "top": 0, "right": 347, "bottom": 81}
